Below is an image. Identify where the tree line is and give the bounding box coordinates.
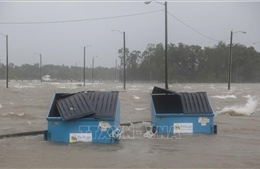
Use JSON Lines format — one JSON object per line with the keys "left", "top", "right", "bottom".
{"left": 119, "top": 42, "right": 260, "bottom": 83}
{"left": 0, "top": 42, "right": 259, "bottom": 83}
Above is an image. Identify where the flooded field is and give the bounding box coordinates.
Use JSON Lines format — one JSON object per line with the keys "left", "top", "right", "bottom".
{"left": 0, "top": 80, "right": 260, "bottom": 168}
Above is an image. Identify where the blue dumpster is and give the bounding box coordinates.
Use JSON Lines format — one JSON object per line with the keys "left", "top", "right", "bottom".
{"left": 151, "top": 87, "right": 216, "bottom": 134}
{"left": 45, "top": 91, "right": 121, "bottom": 144}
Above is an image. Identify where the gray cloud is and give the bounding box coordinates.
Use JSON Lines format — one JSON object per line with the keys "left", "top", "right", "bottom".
{"left": 0, "top": 1, "right": 259, "bottom": 68}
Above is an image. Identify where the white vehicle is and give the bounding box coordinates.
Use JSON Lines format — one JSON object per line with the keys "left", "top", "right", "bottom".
{"left": 42, "top": 75, "right": 51, "bottom": 81}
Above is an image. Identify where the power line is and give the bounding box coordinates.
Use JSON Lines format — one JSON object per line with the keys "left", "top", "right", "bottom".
{"left": 0, "top": 32, "right": 6, "bottom": 36}
{"left": 1, "top": 8, "right": 229, "bottom": 43}
{"left": 167, "top": 11, "right": 226, "bottom": 42}
{"left": 0, "top": 10, "right": 163, "bottom": 25}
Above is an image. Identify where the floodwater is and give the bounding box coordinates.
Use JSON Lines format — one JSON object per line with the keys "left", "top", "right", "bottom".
{"left": 0, "top": 80, "right": 259, "bottom": 168}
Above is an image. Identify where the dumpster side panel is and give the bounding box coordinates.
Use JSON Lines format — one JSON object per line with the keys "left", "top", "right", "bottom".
{"left": 47, "top": 118, "right": 117, "bottom": 143}
{"left": 46, "top": 92, "right": 120, "bottom": 144}
{"left": 155, "top": 114, "right": 214, "bottom": 134}
{"left": 114, "top": 99, "right": 120, "bottom": 127}
{"left": 109, "top": 100, "right": 121, "bottom": 142}
{"left": 150, "top": 89, "right": 215, "bottom": 135}
{"left": 151, "top": 97, "right": 156, "bottom": 127}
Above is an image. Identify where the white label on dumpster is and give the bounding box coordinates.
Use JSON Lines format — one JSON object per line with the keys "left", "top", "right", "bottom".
{"left": 69, "top": 133, "right": 92, "bottom": 143}
{"left": 198, "top": 117, "right": 210, "bottom": 126}
{"left": 99, "top": 121, "right": 111, "bottom": 131}
{"left": 174, "top": 123, "right": 193, "bottom": 134}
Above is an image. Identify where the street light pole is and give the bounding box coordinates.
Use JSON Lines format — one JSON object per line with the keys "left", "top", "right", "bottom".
{"left": 228, "top": 30, "right": 246, "bottom": 90}
{"left": 131, "top": 57, "right": 133, "bottom": 85}
{"left": 0, "top": 33, "right": 8, "bottom": 88}
{"left": 115, "top": 59, "right": 117, "bottom": 82}
{"left": 228, "top": 31, "right": 233, "bottom": 90}
{"left": 34, "top": 52, "right": 42, "bottom": 83}
{"left": 164, "top": 1, "right": 168, "bottom": 89}
{"left": 40, "top": 54, "right": 42, "bottom": 83}
{"left": 92, "top": 56, "right": 97, "bottom": 83}
{"left": 83, "top": 45, "right": 92, "bottom": 86}
{"left": 92, "top": 57, "right": 94, "bottom": 83}
{"left": 6, "top": 35, "right": 8, "bottom": 88}
{"left": 112, "top": 30, "right": 126, "bottom": 90}
{"left": 123, "top": 31, "right": 126, "bottom": 90}
{"left": 84, "top": 47, "right": 85, "bottom": 85}
{"left": 145, "top": 0, "right": 168, "bottom": 89}
{"left": 75, "top": 62, "right": 77, "bottom": 81}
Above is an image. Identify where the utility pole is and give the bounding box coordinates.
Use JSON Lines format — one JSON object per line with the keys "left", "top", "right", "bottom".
{"left": 123, "top": 31, "right": 126, "bottom": 90}
{"left": 40, "top": 54, "right": 42, "bottom": 83}
{"left": 92, "top": 56, "right": 97, "bottom": 83}
{"left": 6, "top": 35, "right": 9, "bottom": 88}
{"left": 131, "top": 57, "right": 133, "bottom": 85}
{"left": 228, "top": 31, "right": 233, "bottom": 90}
{"left": 83, "top": 45, "right": 92, "bottom": 86}
{"left": 115, "top": 59, "right": 117, "bottom": 82}
{"left": 92, "top": 57, "right": 94, "bottom": 82}
{"left": 34, "top": 52, "right": 42, "bottom": 83}
{"left": 75, "top": 62, "right": 77, "bottom": 81}
{"left": 164, "top": 1, "right": 168, "bottom": 89}
{"left": 145, "top": 1, "right": 168, "bottom": 89}
{"left": 228, "top": 30, "right": 246, "bottom": 90}
{"left": 112, "top": 30, "right": 126, "bottom": 89}
{"left": 0, "top": 32, "right": 8, "bottom": 88}
{"left": 84, "top": 47, "right": 86, "bottom": 86}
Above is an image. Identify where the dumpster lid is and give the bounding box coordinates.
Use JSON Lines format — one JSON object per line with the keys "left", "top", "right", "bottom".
{"left": 56, "top": 91, "right": 119, "bottom": 121}
{"left": 152, "top": 86, "right": 213, "bottom": 114}
{"left": 86, "top": 91, "right": 119, "bottom": 118}
{"left": 180, "top": 92, "right": 213, "bottom": 114}
{"left": 152, "top": 86, "right": 177, "bottom": 95}
{"left": 56, "top": 92, "right": 95, "bottom": 121}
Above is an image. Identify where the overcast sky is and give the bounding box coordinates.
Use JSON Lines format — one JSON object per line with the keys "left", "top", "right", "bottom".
{"left": 0, "top": 0, "right": 260, "bottom": 68}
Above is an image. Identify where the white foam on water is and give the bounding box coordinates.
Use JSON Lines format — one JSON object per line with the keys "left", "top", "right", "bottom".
{"left": 184, "top": 86, "right": 192, "bottom": 89}
{"left": 135, "top": 108, "right": 146, "bottom": 111}
{"left": 17, "top": 113, "right": 25, "bottom": 117}
{"left": 68, "top": 86, "right": 77, "bottom": 89}
{"left": 0, "top": 104, "right": 2, "bottom": 108}
{"left": 226, "top": 89, "right": 234, "bottom": 93}
{"left": 90, "top": 83, "right": 100, "bottom": 85}
{"left": 210, "top": 86, "right": 216, "bottom": 89}
{"left": 211, "top": 95, "right": 237, "bottom": 99}
{"left": 243, "top": 95, "right": 251, "bottom": 99}
{"left": 28, "top": 83, "right": 42, "bottom": 86}
{"left": 13, "top": 85, "right": 35, "bottom": 89}
{"left": 128, "top": 88, "right": 141, "bottom": 91}
{"left": 84, "top": 83, "right": 92, "bottom": 86}
{"left": 148, "top": 87, "right": 154, "bottom": 90}
{"left": 1, "top": 112, "right": 25, "bottom": 117}
{"left": 1, "top": 112, "right": 13, "bottom": 116}
{"left": 132, "top": 95, "right": 140, "bottom": 100}
{"left": 218, "top": 97, "right": 258, "bottom": 116}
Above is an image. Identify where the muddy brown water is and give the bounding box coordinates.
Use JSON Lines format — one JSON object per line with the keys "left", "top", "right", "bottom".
{"left": 0, "top": 80, "right": 259, "bottom": 168}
